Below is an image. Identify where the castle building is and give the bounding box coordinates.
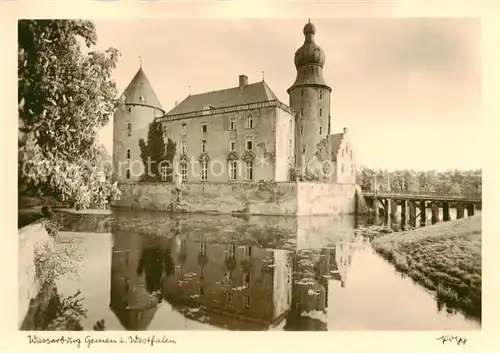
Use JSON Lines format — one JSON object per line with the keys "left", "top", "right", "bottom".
{"left": 113, "top": 21, "right": 356, "bottom": 185}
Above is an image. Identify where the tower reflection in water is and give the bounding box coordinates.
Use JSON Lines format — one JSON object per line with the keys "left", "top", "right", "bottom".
{"left": 109, "top": 216, "right": 354, "bottom": 330}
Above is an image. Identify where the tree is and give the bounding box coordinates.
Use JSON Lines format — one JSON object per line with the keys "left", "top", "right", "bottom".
{"left": 18, "top": 20, "right": 121, "bottom": 210}
{"left": 138, "top": 121, "right": 177, "bottom": 182}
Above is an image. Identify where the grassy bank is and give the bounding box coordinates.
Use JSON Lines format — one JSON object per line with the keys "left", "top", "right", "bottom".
{"left": 372, "top": 215, "right": 481, "bottom": 319}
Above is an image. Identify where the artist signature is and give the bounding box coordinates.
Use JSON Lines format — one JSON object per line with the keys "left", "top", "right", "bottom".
{"left": 436, "top": 334, "right": 468, "bottom": 345}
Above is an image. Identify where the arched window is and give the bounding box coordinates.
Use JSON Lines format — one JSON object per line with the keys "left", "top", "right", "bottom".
{"left": 127, "top": 149, "right": 131, "bottom": 159}
{"left": 126, "top": 169, "right": 130, "bottom": 179}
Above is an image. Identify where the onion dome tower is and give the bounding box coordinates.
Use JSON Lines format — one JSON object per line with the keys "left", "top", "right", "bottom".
{"left": 288, "top": 20, "right": 332, "bottom": 171}
{"left": 112, "top": 65, "right": 165, "bottom": 184}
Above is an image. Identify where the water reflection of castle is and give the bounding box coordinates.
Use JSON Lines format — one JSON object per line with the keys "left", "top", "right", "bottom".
{"left": 109, "top": 217, "right": 355, "bottom": 330}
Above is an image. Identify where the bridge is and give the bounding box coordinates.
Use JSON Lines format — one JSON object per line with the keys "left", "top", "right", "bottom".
{"left": 363, "top": 190, "right": 482, "bottom": 203}
{"left": 361, "top": 190, "right": 482, "bottom": 225}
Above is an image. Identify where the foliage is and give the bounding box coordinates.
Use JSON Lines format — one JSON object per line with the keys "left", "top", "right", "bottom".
{"left": 34, "top": 236, "right": 83, "bottom": 288}
{"left": 138, "top": 121, "right": 177, "bottom": 182}
{"left": 356, "top": 165, "right": 482, "bottom": 195}
{"left": 18, "top": 20, "right": 122, "bottom": 210}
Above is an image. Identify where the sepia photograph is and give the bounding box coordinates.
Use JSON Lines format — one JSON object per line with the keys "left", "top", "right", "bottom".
{"left": 16, "top": 13, "right": 484, "bottom": 334}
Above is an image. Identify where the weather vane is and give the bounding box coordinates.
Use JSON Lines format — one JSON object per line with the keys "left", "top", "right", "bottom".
{"left": 188, "top": 85, "right": 191, "bottom": 95}
{"left": 139, "top": 56, "right": 143, "bottom": 68}
{"left": 262, "top": 71, "right": 265, "bottom": 81}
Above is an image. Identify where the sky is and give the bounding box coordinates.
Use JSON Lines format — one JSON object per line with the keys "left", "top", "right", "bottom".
{"left": 92, "top": 17, "right": 481, "bottom": 172}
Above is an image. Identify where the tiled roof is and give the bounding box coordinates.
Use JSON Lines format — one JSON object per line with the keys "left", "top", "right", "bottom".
{"left": 122, "top": 68, "right": 164, "bottom": 112}
{"left": 330, "top": 133, "right": 344, "bottom": 161}
{"left": 165, "top": 81, "right": 279, "bottom": 116}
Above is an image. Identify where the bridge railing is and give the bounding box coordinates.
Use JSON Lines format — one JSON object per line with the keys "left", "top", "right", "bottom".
{"left": 362, "top": 190, "right": 482, "bottom": 201}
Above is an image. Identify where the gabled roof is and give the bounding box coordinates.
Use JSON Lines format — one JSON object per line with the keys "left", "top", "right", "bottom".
{"left": 121, "top": 67, "right": 165, "bottom": 113}
{"left": 165, "top": 81, "right": 279, "bottom": 116}
{"left": 330, "top": 133, "right": 344, "bottom": 161}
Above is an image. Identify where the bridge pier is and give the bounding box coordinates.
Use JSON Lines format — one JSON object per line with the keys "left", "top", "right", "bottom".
{"left": 443, "top": 202, "right": 450, "bottom": 221}
{"left": 467, "top": 203, "right": 475, "bottom": 217}
{"left": 408, "top": 201, "right": 416, "bottom": 227}
{"left": 420, "top": 200, "right": 426, "bottom": 226}
{"left": 384, "top": 198, "right": 391, "bottom": 218}
{"left": 400, "top": 200, "right": 408, "bottom": 220}
{"left": 457, "top": 202, "right": 465, "bottom": 219}
{"left": 390, "top": 199, "right": 397, "bottom": 217}
{"left": 373, "top": 198, "right": 380, "bottom": 216}
{"left": 431, "top": 202, "right": 439, "bottom": 224}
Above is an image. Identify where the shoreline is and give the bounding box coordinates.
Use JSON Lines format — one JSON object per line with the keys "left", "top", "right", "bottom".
{"left": 371, "top": 216, "right": 482, "bottom": 320}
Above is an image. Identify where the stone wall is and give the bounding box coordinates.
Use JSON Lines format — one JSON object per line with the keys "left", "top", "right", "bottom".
{"left": 296, "top": 182, "right": 357, "bottom": 216}
{"left": 18, "top": 220, "right": 52, "bottom": 327}
{"left": 115, "top": 181, "right": 358, "bottom": 216}
{"left": 115, "top": 181, "right": 299, "bottom": 215}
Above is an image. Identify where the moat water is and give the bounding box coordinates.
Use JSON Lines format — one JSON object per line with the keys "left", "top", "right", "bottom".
{"left": 22, "top": 208, "right": 481, "bottom": 331}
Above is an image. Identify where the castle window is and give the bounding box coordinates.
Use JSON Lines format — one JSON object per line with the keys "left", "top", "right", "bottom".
{"left": 128, "top": 106, "right": 132, "bottom": 113}
{"left": 245, "top": 161, "right": 253, "bottom": 181}
{"left": 301, "top": 89, "right": 304, "bottom": 97}
{"left": 126, "top": 149, "right": 131, "bottom": 159}
{"left": 202, "top": 122, "right": 207, "bottom": 133}
{"left": 126, "top": 169, "right": 130, "bottom": 179}
{"left": 180, "top": 162, "right": 187, "bottom": 181}
{"left": 300, "top": 125, "right": 304, "bottom": 135}
{"left": 201, "top": 242, "right": 206, "bottom": 256}
{"left": 229, "top": 137, "right": 236, "bottom": 152}
{"left": 127, "top": 123, "right": 132, "bottom": 136}
{"left": 301, "top": 108, "right": 303, "bottom": 117}
{"left": 246, "top": 136, "right": 253, "bottom": 151}
{"left": 227, "top": 245, "right": 236, "bottom": 260}
{"left": 229, "top": 161, "right": 237, "bottom": 180}
{"left": 201, "top": 140, "right": 207, "bottom": 153}
{"left": 181, "top": 140, "right": 187, "bottom": 154}
{"left": 161, "top": 165, "right": 168, "bottom": 181}
{"left": 246, "top": 115, "right": 253, "bottom": 129}
{"left": 319, "top": 90, "right": 323, "bottom": 99}
{"left": 243, "top": 272, "right": 251, "bottom": 286}
{"left": 243, "top": 295, "right": 250, "bottom": 309}
{"left": 244, "top": 246, "right": 252, "bottom": 259}
{"left": 230, "top": 117, "right": 236, "bottom": 130}
{"left": 302, "top": 145, "right": 306, "bottom": 154}
{"left": 201, "top": 162, "right": 208, "bottom": 181}
{"left": 319, "top": 126, "right": 322, "bottom": 135}
{"left": 182, "top": 123, "right": 187, "bottom": 135}
{"left": 320, "top": 108, "right": 322, "bottom": 117}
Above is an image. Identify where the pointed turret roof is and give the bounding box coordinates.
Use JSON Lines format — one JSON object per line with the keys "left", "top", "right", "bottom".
{"left": 121, "top": 67, "right": 165, "bottom": 113}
